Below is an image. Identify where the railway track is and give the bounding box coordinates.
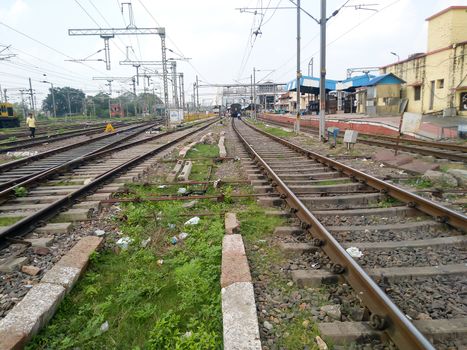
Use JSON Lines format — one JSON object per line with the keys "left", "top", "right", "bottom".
{"left": 257, "top": 115, "right": 467, "bottom": 162}
{"left": 0, "top": 122, "right": 157, "bottom": 191}
{"left": 0, "top": 121, "right": 134, "bottom": 152}
{"left": 233, "top": 118, "right": 466, "bottom": 349}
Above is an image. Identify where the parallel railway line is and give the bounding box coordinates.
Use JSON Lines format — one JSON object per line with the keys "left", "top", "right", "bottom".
{"left": 257, "top": 115, "right": 467, "bottom": 162}
{"left": 234, "top": 118, "right": 466, "bottom": 350}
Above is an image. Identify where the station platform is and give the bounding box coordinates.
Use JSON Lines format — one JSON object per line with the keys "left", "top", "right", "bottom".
{"left": 260, "top": 113, "right": 466, "bottom": 140}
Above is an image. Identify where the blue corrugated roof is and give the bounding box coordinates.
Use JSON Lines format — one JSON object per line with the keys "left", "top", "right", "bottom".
{"left": 365, "top": 73, "right": 405, "bottom": 86}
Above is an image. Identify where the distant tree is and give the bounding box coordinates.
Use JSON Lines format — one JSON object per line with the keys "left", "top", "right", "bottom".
{"left": 42, "top": 87, "right": 85, "bottom": 116}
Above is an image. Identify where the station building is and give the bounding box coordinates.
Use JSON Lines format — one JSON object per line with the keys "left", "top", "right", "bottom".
{"left": 380, "top": 6, "right": 467, "bottom": 117}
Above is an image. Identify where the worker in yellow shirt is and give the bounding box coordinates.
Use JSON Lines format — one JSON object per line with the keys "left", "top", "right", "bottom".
{"left": 26, "top": 113, "right": 36, "bottom": 138}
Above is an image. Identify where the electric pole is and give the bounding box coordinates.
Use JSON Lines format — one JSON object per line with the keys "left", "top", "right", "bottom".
{"left": 179, "top": 73, "right": 185, "bottom": 111}
{"left": 295, "top": 0, "right": 301, "bottom": 132}
{"left": 195, "top": 75, "right": 199, "bottom": 111}
{"left": 318, "top": 0, "right": 326, "bottom": 141}
{"left": 28, "top": 78, "right": 35, "bottom": 116}
{"left": 253, "top": 67, "right": 257, "bottom": 120}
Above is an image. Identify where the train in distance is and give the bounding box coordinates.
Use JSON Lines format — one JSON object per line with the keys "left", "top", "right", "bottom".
{"left": 0, "top": 102, "right": 20, "bottom": 128}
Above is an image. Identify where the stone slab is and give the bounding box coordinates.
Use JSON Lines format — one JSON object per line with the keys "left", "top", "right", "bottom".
{"left": 177, "top": 161, "right": 193, "bottom": 181}
{"left": 86, "top": 193, "right": 111, "bottom": 201}
{"left": 56, "top": 208, "right": 91, "bottom": 221}
{"left": 318, "top": 321, "right": 382, "bottom": 344}
{"left": 222, "top": 282, "right": 261, "bottom": 350}
{"left": 24, "top": 237, "right": 53, "bottom": 247}
{"left": 0, "top": 283, "right": 65, "bottom": 349}
{"left": 56, "top": 236, "right": 103, "bottom": 272}
{"left": 36, "top": 222, "right": 72, "bottom": 235}
{"left": 291, "top": 269, "right": 339, "bottom": 287}
{"left": 368, "top": 263, "right": 467, "bottom": 282}
{"left": 414, "top": 318, "right": 467, "bottom": 342}
{"left": 74, "top": 201, "right": 101, "bottom": 211}
{"left": 278, "top": 242, "right": 319, "bottom": 255}
{"left": 384, "top": 155, "right": 414, "bottom": 167}
{"left": 223, "top": 234, "right": 246, "bottom": 256}
{"left": 41, "top": 265, "right": 82, "bottom": 292}
{"left": 0, "top": 257, "right": 29, "bottom": 273}
{"left": 398, "top": 159, "right": 439, "bottom": 174}
{"left": 221, "top": 253, "right": 251, "bottom": 288}
{"left": 225, "top": 212, "right": 240, "bottom": 234}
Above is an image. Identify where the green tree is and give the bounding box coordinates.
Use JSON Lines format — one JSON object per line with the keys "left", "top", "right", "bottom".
{"left": 42, "top": 86, "right": 85, "bottom": 117}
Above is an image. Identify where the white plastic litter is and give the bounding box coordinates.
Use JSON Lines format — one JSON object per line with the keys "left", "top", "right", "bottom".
{"left": 177, "top": 187, "right": 187, "bottom": 194}
{"left": 141, "top": 238, "right": 151, "bottom": 248}
{"left": 184, "top": 216, "right": 200, "bottom": 225}
{"left": 379, "top": 163, "right": 385, "bottom": 167}
{"left": 178, "top": 232, "right": 189, "bottom": 240}
{"left": 183, "top": 331, "right": 192, "bottom": 338}
{"left": 116, "top": 237, "right": 133, "bottom": 249}
{"left": 100, "top": 321, "right": 109, "bottom": 332}
{"left": 6, "top": 151, "right": 38, "bottom": 158}
{"left": 213, "top": 179, "right": 221, "bottom": 188}
{"left": 158, "top": 185, "right": 167, "bottom": 189}
{"left": 168, "top": 223, "right": 176, "bottom": 229}
{"left": 157, "top": 259, "right": 164, "bottom": 265}
{"left": 94, "top": 229, "right": 106, "bottom": 237}
{"left": 83, "top": 178, "right": 93, "bottom": 185}
{"left": 346, "top": 246, "right": 363, "bottom": 258}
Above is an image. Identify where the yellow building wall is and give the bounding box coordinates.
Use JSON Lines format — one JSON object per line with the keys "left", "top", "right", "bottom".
{"left": 427, "top": 8, "right": 467, "bottom": 52}
{"left": 382, "top": 43, "right": 467, "bottom": 116}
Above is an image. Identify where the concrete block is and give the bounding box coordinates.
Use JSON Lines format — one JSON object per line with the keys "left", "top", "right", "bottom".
{"left": 36, "top": 222, "right": 72, "bottom": 235}
{"left": 225, "top": 212, "right": 239, "bottom": 234}
{"left": 24, "top": 237, "right": 54, "bottom": 247}
{"left": 41, "top": 265, "right": 82, "bottom": 292}
{"left": 0, "top": 283, "right": 65, "bottom": 348}
{"left": 74, "top": 201, "right": 100, "bottom": 212}
{"left": 167, "top": 160, "right": 184, "bottom": 182}
{"left": 291, "top": 269, "right": 339, "bottom": 287}
{"left": 179, "top": 141, "right": 197, "bottom": 158}
{"left": 56, "top": 208, "right": 91, "bottom": 221}
{"left": 177, "top": 161, "right": 193, "bottom": 181}
{"left": 222, "top": 282, "right": 261, "bottom": 350}
{"left": 56, "top": 236, "right": 103, "bottom": 272}
{"left": 223, "top": 234, "right": 246, "bottom": 256}
{"left": 0, "top": 257, "right": 29, "bottom": 273}
{"left": 219, "top": 136, "right": 227, "bottom": 158}
{"left": 318, "top": 321, "right": 382, "bottom": 344}
{"left": 86, "top": 193, "right": 111, "bottom": 201}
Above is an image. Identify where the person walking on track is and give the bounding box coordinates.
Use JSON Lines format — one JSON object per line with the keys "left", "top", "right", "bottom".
{"left": 26, "top": 113, "right": 36, "bottom": 138}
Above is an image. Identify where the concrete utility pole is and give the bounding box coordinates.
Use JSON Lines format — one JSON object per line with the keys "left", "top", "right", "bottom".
{"left": 171, "top": 61, "right": 179, "bottom": 109}
{"left": 3, "top": 88, "right": 7, "bottom": 102}
{"left": 19, "top": 89, "right": 27, "bottom": 119}
{"left": 41, "top": 78, "right": 56, "bottom": 118}
{"left": 318, "top": 0, "right": 326, "bottom": 141}
{"left": 179, "top": 73, "right": 185, "bottom": 111}
{"left": 196, "top": 75, "right": 199, "bottom": 111}
{"left": 295, "top": 0, "right": 301, "bottom": 132}
{"left": 253, "top": 67, "right": 257, "bottom": 120}
{"left": 28, "top": 78, "right": 35, "bottom": 116}
{"left": 66, "top": 91, "right": 72, "bottom": 121}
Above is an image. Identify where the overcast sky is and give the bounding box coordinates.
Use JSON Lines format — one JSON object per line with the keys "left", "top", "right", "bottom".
{"left": 0, "top": 0, "right": 465, "bottom": 106}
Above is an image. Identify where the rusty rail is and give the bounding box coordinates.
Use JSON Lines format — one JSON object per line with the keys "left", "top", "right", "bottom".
{"left": 233, "top": 118, "right": 437, "bottom": 350}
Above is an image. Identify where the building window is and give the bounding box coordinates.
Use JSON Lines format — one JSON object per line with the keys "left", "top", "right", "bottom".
{"left": 437, "top": 79, "right": 444, "bottom": 89}
{"left": 414, "top": 86, "right": 421, "bottom": 101}
{"left": 461, "top": 92, "right": 467, "bottom": 111}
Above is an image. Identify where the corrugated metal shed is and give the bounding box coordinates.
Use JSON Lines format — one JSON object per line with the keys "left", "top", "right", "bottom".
{"left": 365, "top": 73, "right": 405, "bottom": 86}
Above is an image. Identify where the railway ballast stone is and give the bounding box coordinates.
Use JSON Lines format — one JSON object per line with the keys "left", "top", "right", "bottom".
{"left": 422, "top": 170, "right": 458, "bottom": 187}
{"left": 0, "top": 257, "right": 29, "bottom": 273}
{"left": 320, "top": 304, "right": 342, "bottom": 321}
{"left": 446, "top": 168, "right": 467, "bottom": 187}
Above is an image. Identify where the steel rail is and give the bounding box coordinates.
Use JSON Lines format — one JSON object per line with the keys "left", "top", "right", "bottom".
{"left": 247, "top": 119, "right": 467, "bottom": 230}
{"left": 0, "top": 122, "right": 154, "bottom": 173}
{"left": 0, "top": 123, "right": 158, "bottom": 192}
{"left": 0, "top": 119, "right": 215, "bottom": 200}
{"left": 0, "top": 118, "right": 219, "bottom": 244}
{"left": 233, "top": 118, "right": 436, "bottom": 350}
{"left": 0, "top": 121, "right": 133, "bottom": 152}
{"left": 257, "top": 115, "right": 467, "bottom": 159}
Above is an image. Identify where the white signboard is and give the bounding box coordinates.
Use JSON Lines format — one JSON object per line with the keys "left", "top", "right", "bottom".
{"left": 401, "top": 112, "right": 422, "bottom": 133}
{"left": 169, "top": 109, "right": 184, "bottom": 123}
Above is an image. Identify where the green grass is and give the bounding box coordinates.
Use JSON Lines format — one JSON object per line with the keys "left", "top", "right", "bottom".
{"left": 378, "top": 197, "right": 399, "bottom": 208}
{"left": 28, "top": 200, "right": 225, "bottom": 350}
{"left": 406, "top": 177, "right": 433, "bottom": 189}
{"left": 0, "top": 216, "right": 23, "bottom": 226}
{"left": 186, "top": 144, "right": 219, "bottom": 158}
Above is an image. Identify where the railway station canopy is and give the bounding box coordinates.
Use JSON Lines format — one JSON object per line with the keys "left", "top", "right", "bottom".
{"left": 286, "top": 74, "right": 375, "bottom": 94}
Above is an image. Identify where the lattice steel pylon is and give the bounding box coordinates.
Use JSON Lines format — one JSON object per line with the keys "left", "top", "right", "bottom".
{"left": 68, "top": 27, "right": 170, "bottom": 127}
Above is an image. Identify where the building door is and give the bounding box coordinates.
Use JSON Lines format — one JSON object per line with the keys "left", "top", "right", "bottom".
{"left": 429, "top": 80, "right": 435, "bottom": 110}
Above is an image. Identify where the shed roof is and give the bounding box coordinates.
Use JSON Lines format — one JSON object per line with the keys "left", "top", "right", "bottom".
{"left": 365, "top": 73, "right": 405, "bottom": 86}
{"left": 286, "top": 76, "right": 337, "bottom": 93}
